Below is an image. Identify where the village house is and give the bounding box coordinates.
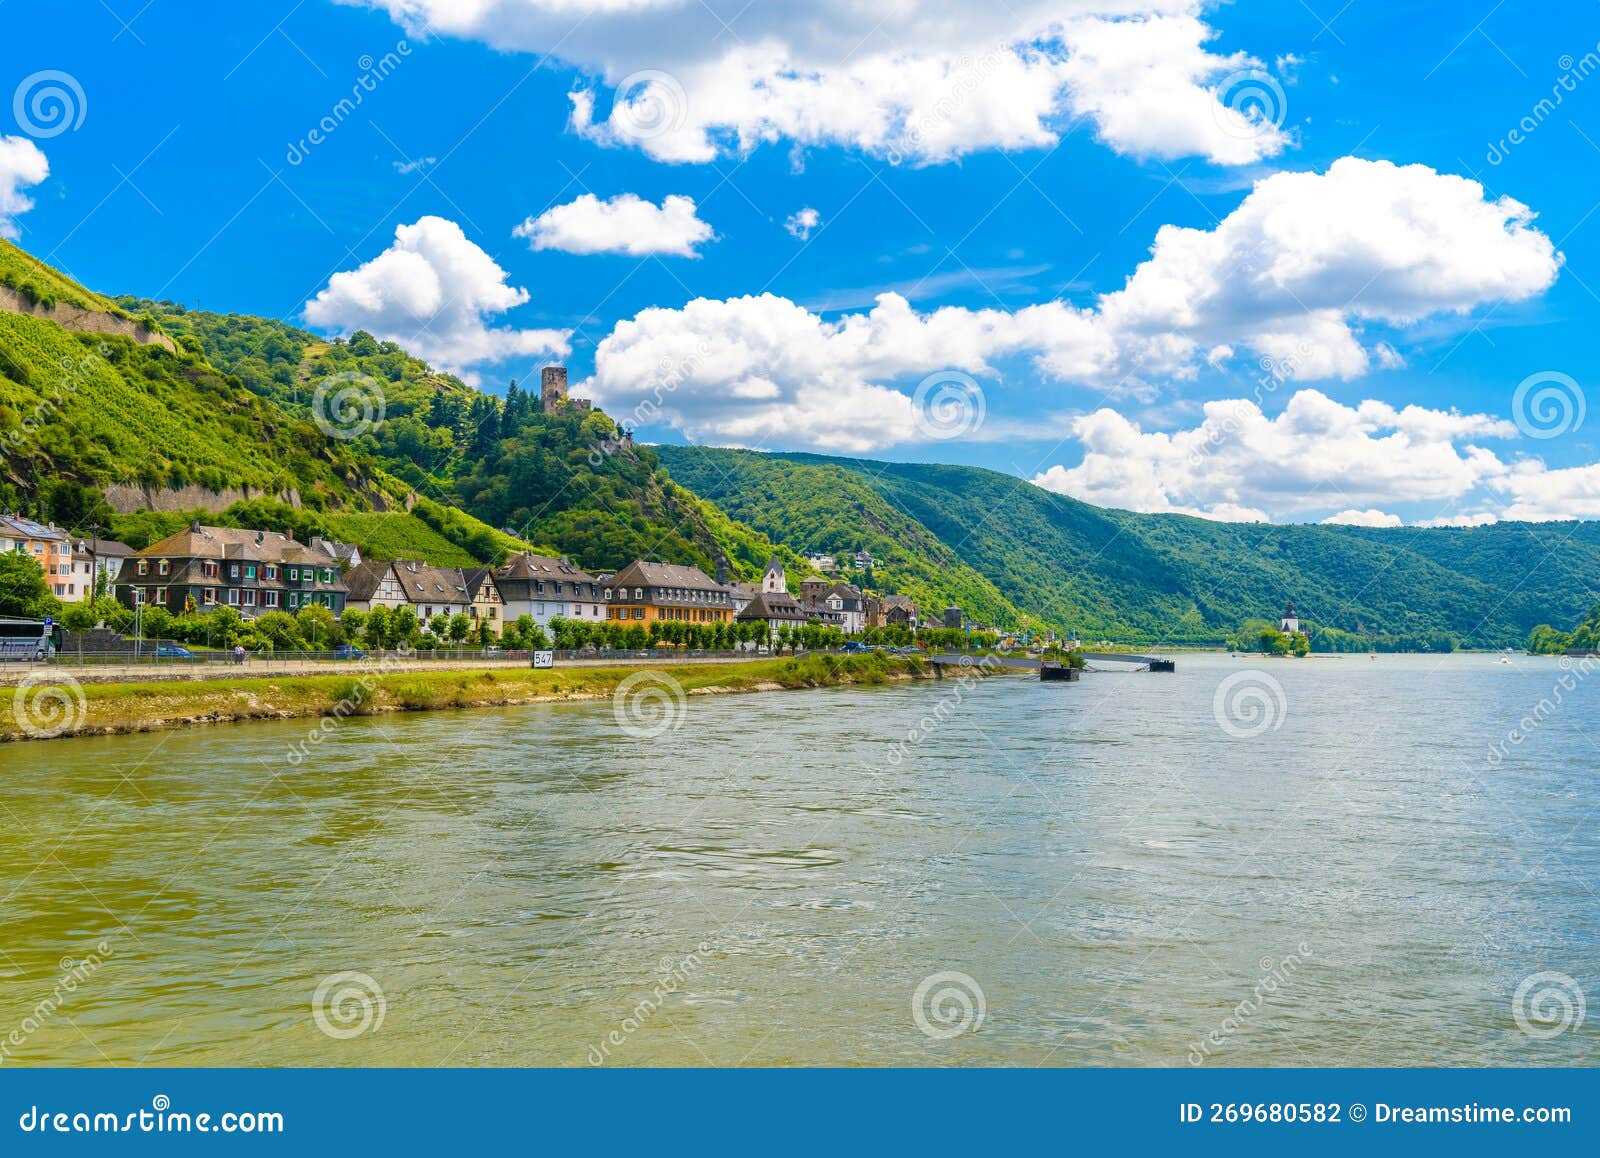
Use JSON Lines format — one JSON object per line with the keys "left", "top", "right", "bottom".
{"left": 805, "top": 552, "right": 837, "bottom": 572}
{"left": 390, "top": 561, "right": 471, "bottom": 624}
{"left": 342, "top": 559, "right": 410, "bottom": 613}
{"left": 463, "top": 567, "right": 506, "bottom": 636}
{"left": 116, "top": 522, "right": 348, "bottom": 617}
{"left": 736, "top": 557, "right": 809, "bottom": 639}
{"left": 1, "top": 514, "right": 74, "bottom": 601}
{"left": 604, "top": 560, "right": 735, "bottom": 625}
{"left": 494, "top": 552, "right": 605, "bottom": 627}
{"left": 800, "top": 577, "right": 867, "bottom": 633}
{"left": 68, "top": 536, "right": 134, "bottom": 601}
{"left": 881, "top": 594, "right": 919, "bottom": 629}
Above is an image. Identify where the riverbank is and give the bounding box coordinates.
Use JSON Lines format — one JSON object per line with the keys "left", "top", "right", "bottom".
{"left": 2, "top": 653, "right": 955, "bottom": 743}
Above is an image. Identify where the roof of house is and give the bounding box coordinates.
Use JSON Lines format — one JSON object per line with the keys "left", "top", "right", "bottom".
{"left": 343, "top": 559, "right": 396, "bottom": 603}
{"left": 0, "top": 514, "right": 68, "bottom": 542}
{"left": 134, "top": 524, "right": 335, "bottom": 567}
{"left": 609, "top": 559, "right": 725, "bottom": 594}
{"left": 463, "top": 567, "right": 502, "bottom": 601}
{"left": 494, "top": 552, "right": 600, "bottom": 599}
{"left": 308, "top": 535, "right": 361, "bottom": 563}
{"left": 391, "top": 560, "right": 470, "bottom": 603}
{"left": 882, "top": 594, "right": 916, "bottom": 609}
{"left": 72, "top": 536, "right": 134, "bottom": 558}
{"left": 737, "top": 591, "right": 810, "bottom": 622}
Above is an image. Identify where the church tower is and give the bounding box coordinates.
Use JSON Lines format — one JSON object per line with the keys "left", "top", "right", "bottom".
{"left": 762, "top": 556, "right": 786, "bottom": 594}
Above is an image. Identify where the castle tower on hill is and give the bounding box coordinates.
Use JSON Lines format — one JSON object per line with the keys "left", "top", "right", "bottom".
{"left": 540, "top": 366, "right": 568, "bottom": 413}
{"left": 540, "top": 365, "right": 592, "bottom": 414}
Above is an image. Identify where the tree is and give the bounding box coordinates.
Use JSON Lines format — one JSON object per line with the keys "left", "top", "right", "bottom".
{"left": 1290, "top": 631, "right": 1310, "bottom": 657}
{"left": 140, "top": 605, "right": 174, "bottom": 641}
{"left": 364, "top": 604, "right": 392, "bottom": 649}
{"left": 296, "top": 604, "right": 338, "bottom": 649}
{"left": 253, "top": 611, "right": 303, "bottom": 651}
{"left": 0, "top": 553, "right": 50, "bottom": 617}
{"left": 448, "top": 612, "right": 471, "bottom": 642}
{"left": 60, "top": 601, "right": 99, "bottom": 658}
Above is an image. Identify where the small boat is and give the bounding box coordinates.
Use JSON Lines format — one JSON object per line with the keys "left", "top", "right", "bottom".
{"left": 1040, "top": 660, "right": 1079, "bottom": 682}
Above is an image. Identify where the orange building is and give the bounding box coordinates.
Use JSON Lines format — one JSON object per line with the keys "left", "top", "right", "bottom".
{"left": 603, "top": 560, "right": 735, "bottom": 625}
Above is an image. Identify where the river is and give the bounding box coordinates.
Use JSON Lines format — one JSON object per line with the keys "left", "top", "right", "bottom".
{"left": 2, "top": 653, "right": 1596, "bottom": 1066}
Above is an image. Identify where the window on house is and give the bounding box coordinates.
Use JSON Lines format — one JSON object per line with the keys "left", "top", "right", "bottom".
{"left": 244, "top": 565, "right": 256, "bottom": 579}
{"left": 228, "top": 590, "right": 239, "bottom": 605}
{"left": 321, "top": 569, "right": 332, "bottom": 583}
{"left": 633, "top": 587, "right": 643, "bottom": 600}
{"left": 243, "top": 590, "right": 257, "bottom": 606}
{"left": 204, "top": 589, "right": 216, "bottom": 605}
{"left": 287, "top": 567, "right": 298, "bottom": 581}
{"left": 137, "top": 560, "right": 148, "bottom": 576}
{"left": 265, "top": 592, "right": 277, "bottom": 607}
{"left": 265, "top": 566, "right": 277, "bottom": 579}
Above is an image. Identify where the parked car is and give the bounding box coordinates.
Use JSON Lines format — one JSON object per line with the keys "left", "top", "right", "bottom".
{"left": 843, "top": 641, "right": 873, "bottom": 653}
{"left": 154, "top": 643, "right": 195, "bottom": 659}
{"left": 335, "top": 644, "right": 366, "bottom": 660}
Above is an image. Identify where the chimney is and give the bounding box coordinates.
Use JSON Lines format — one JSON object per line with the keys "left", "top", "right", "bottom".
{"left": 189, "top": 519, "right": 201, "bottom": 533}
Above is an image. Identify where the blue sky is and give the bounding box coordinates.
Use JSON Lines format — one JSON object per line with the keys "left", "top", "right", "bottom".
{"left": 2, "top": 0, "right": 1598, "bottom": 526}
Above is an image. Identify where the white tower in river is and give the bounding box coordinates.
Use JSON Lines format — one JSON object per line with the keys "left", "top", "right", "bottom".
{"left": 1280, "top": 601, "right": 1300, "bottom": 635}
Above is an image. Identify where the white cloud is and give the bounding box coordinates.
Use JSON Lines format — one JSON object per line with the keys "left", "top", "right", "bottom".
{"left": 303, "top": 215, "right": 569, "bottom": 374}
{"left": 1417, "top": 511, "right": 1501, "bottom": 527}
{"left": 1029, "top": 390, "right": 1517, "bottom": 523}
{"left": 352, "top": 1, "right": 1292, "bottom": 166}
{"left": 1491, "top": 461, "right": 1600, "bottom": 522}
{"left": 513, "top": 192, "right": 714, "bottom": 257}
{"left": 1322, "top": 508, "right": 1402, "bottom": 527}
{"left": 785, "top": 207, "right": 820, "bottom": 241}
{"left": 0, "top": 136, "right": 49, "bottom": 240}
{"left": 584, "top": 159, "right": 1560, "bottom": 451}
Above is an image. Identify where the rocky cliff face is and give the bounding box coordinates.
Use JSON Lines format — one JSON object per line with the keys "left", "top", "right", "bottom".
{"left": 102, "top": 482, "right": 303, "bottom": 514}
{"left": 0, "top": 286, "right": 176, "bottom": 353}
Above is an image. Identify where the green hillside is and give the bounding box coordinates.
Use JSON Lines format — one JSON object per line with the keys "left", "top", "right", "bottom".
{"left": 127, "top": 298, "right": 800, "bottom": 580}
{"left": 0, "top": 239, "right": 120, "bottom": 313}
{"left": 657, "top": 446, "right": 1600, "bottom": 648}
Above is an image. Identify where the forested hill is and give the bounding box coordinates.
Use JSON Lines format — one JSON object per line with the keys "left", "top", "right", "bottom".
{"left": 656, "top": 446, "right": 1600, "bottom": 649}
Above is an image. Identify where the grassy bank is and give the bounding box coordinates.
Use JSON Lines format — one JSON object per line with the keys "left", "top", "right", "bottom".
{"left": 3, "top": 653, "right": 941, "bottom": 743}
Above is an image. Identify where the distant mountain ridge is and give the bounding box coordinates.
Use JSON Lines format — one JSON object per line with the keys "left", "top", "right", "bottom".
{"left": 657, "top": 446, "right": 1600, "bottom": 648}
